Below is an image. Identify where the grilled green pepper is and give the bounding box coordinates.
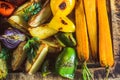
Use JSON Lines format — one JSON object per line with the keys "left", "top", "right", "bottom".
{"left": 55, "top": 32, "right": 76, "bottom": 47}
{"left": 55, "top": 47, "right": 77, "bottom": 79}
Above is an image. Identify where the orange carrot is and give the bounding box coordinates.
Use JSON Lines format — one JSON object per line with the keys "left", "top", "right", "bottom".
{"left": 75, "top": 0, "right": 93, "bottom": 79}
{"left": 97, "top": 0, "right": 114, "bottom": 79}
{"left": 83, "top": 0, "right": 97, "bottom": 61}
{"left": 75, "top": 0, "right": 89, "bottom": 62}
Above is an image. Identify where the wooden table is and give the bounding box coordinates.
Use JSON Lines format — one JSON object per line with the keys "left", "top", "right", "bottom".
{"left": 6, "top": 0, "right": 120, "bottom": 80}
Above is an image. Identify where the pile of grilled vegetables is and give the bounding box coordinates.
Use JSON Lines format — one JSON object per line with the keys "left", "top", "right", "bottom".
{"left": 0, "top": 0, "right": 114, "bottom": 79}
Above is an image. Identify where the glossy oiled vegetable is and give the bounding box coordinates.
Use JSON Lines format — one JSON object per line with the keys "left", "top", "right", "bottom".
{"left": 55, "top": 47, "right": 77, "bottom": 79}
{"left": 75, "top": 0, "right": 93, "bottom": 79}
{"left": 24, "top": 37, "right": 49, "bottom": 74}
{"left": 55, "top": 32, "right": 76, "bottom": 47}
{"left": 26, "top": 43, "right": 48, "bottom": 74}
{"left": 49, "top": 12, "right": 75, "bottom": 32}
{"left": 28, "top": 24, "right": 58, "bottom": 39}
{"left": 12, "top": 41, "right": 26, "bottom": 71}
{"left": 97, "top": 0, "right": 114, "bottom": 79}
{"left": 15, "top": 1, "right": 42, "bottom": 21}
{"left": 23, "top": 37, "right": 41, "bottom": 62}
{"left": 49, "top": 0, "right": 75, "bottom": 32}
{"left": 8, "top": 15, "right": 29, "bottom": 34}
{"left": 50, "top": 0, "right": 75, "bottom": 16}
{"left": 83, "top": 0, "right": 97, "bottom": 60}
{"left": 0, "top": 1, "right": 15, "bottom": 17}
{"left": 8, "top": 0, "right": 42, "bottom": 34}
{"left": 41, "top": 37, "right": 62, "bottom": 54}
{"left": 28, "top": 2, "right": 52, "bottom": 27}
{"left": 0, "top": 28, "right": 26, "bottom": 49}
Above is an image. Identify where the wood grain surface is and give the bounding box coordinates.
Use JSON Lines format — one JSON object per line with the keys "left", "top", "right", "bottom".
{"left": 6, "top": 0, "right": 120, "bottom": 80}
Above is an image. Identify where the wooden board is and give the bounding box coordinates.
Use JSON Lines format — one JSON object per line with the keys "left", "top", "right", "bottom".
{"left": 5, "top": 0, "right": 120, "bottom": 80}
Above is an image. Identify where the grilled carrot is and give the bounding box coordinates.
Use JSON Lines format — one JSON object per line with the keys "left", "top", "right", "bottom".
{"left": 75, "top": 0, "right": 93, "bottom": 79}
{"left": 83, "top": 0, "right": 97, "bottom": 61}
{"left": 97, "top": 0, "right": 114, "bottom": 79}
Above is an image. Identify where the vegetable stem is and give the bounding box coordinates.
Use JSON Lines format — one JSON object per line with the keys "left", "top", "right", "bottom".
{"left": 82, "top": 62, "right": 93, "bottom": 80}
{"left": 105, "top": 66, "right": 110, "bottom": 80}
